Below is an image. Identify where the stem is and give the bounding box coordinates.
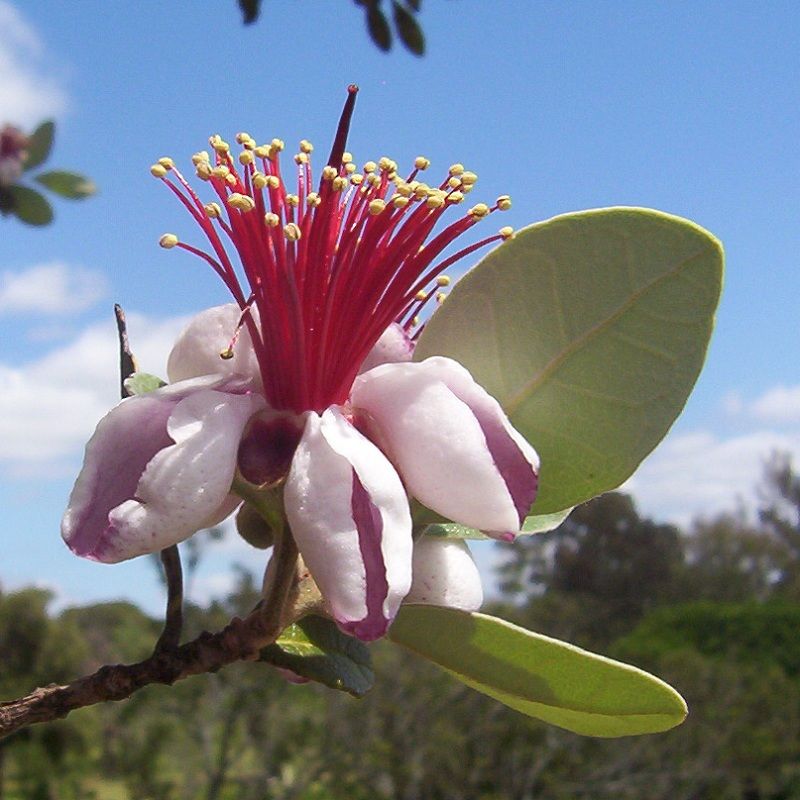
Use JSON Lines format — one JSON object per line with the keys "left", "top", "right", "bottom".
{"left": 154, "top": 546, "right": 184, "bottom": 652}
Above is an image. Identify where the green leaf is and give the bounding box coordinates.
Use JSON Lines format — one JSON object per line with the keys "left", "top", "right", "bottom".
{"left": 366, "top": 2, "right": 392, "bottom": 51}
{"left": 392, "top": 1, "right": 425, "bottom": 54}
{"left": 123, "top": 372, "right": 166, "bottom": 395}
{"left": 23, "top": 121, "right": 55, "bottom": 171}
{"left": 424, "top": 509, "right": 571, "bottom": 540}
{"left": 390, "top": 606, "right": 687, "bottom": 737}
{"left": 8, "top": 185, "right": 53, "bottom": 226}
{"left": 415, "top": 208, "right": 723, "bottom": 515}
{"left": 35, "top": 170, "right": 96, "bottom": 199}
{"left": 261, "top": 615, "right": 374, "bottom": 697}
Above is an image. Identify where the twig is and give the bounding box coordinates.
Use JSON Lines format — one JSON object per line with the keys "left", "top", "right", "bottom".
{"left": 0, "top": 543, "right": 312, "bottom": 740}
{"left": 115, "top": 304, "right": 186, "bottom": 654}
{"left": 154, "top": 546, "right": 184, "bottom": 652}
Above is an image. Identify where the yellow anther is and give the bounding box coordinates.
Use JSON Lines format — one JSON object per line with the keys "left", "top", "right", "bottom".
{"left": 363, "top": 161, "right": 377, "bottom": 174}
{"left": 254, "top": 145, "right": 270, "bottom": 159}
{"left": 350, "top": 174, "right": 364, "bottom": 185}
{"left": 265, "top": 175, "right": 280, "bottom": 189}
{"left": 367, "top": 173, "right": 381, "bottom": 186}
{"left": 392, "top": 195, "right": 410, "bottom": 209}
{"left": 253, "top": 172, "right": 268, "bottom": 190}
{"left": 332, "top": 176, "right": 348, "bottom": 192}
{"left": 341, "top": 152, "right": 353, "bottom": 164}
{"left": 412, "top": 315, "right": 420, "bottom": 327}
{"left": 204, "top": 202, "right": 222, "bottom": 218}
{"left": 195, "top": 162, "right": 212, "bottom": 181}
{"left": 448, "top": 176, "right": 462, "bottom": 189}
{"left": 236, "top": 132, "right": 253, "bottom": 145}
{"left": 219, "top": 347, "right": 235, "bottom": 360}
{"left": 379, "top": 157, "right": 397, "bottom": 173}
{"left": 270, "top": 138, "right": 285, "bottom": 152}
{"left": 396, "top": 182, "right": 413, "bottom": 198}
{"left": 192, "top": 150, "right": 210, "bottom": 166}
{"left": 447, "top": 191, "right": 465, "bottom": 204}
{"left": 415, "top": 290, "right": 428, "bottom": 302}
{"left": 321, "top": 165, "right": 338, "bottom": 181}
{"left": 239, "top": 150, "right": 254, "bottom": 166}
{"left": 211, "top": 165, "right": 231, "bottom": 180}
{"left": 157, "top": 157, "right": 174, "bottom": 170}
{"left": 159, "top": 233, "right": 179, "bottom": 249}
{"left": 462, "top": 184, "right": 475, "bottom": 194}
{"left": 300, "top": 139, "right": 314, "bottom": 154}
{"left": 225, "top": 174, "right": 237, "bottom": 186}
{"left": 306, "top": 192, "right": 321, "bottom": 207}
{"left": 426, "top": 195, "right": 445, "bottom": 210}
{"left": 283, "top": 222, "right": 302, "bottom": 241}
{"left": 468, "top": 202, "right": 490, "bottom": 218}
{"left": 344, "top": 162, "right": 357, "bottom": 174}
{"left": 436, "top": 275, "right": 451, "bottom": 287}
{"left": 227, "top": 193, "right": 256, "bottom": 212}
{"left": 413, "top": 183, "right": 430, "bottom": 199}
{"left": 294, "top": 152, "right": 309, "bottom": 165}
{"left": 497, "top": 195, "right": 512, "bottom": 210}
{"left": 414, "top": 156, "right": 430, "bottom": 170}
{"left": 369, "top": 199, "right": 386, "bottom": 215}
{"left": 449, "top": 163, "right": 465, "bottom": 176}
{"left": 264, "top": 212, "right": 280, "bottom": 227}
{"left": 436, "top": 292, "right": 447, "bottom": 304}
{"left": 461, "top": 171, "right": 478, "bottom": 186}
{"left": 209, "top": 135, "right": 230, "bottom": 154}
{"left": 499, "top": 225, "right": 515, "bottom": 239}
{"left": 285, "top": 193, "right": 299, "bottom": 208}
{"left": 150, "top": 164, "right": 168, "bottom": 178}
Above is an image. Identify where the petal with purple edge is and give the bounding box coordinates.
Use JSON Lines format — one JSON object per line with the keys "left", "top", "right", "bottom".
{"left": 62, "top": 376, "right": 264, "bottom": 563}
{"left": 352, "top": 356, "right": 539, "bottom": 532}
{"left": 284, "top": 408, "right": 412, "bottom": 641}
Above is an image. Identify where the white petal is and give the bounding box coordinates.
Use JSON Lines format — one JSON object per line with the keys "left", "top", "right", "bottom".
{"left": 406, "top": 536, "right": 483, "bottom": 611}
{"left": 284, "top": 408, "right": 412, "bottom": 640}
{"left": 352, "top": 356, "right": 539, "bottom": 532}
{"left": 167, "top": 304, "right": 262, "bottom": 388}
{"left": 358, "top": 323, "right": 414, "bottom": 373}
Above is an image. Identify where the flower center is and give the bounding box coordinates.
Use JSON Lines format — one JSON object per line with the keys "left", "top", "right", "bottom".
{"left": 154, "top": 86, "right": 514, "bottom": 413}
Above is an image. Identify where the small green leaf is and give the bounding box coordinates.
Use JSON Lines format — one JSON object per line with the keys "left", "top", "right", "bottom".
{"left": 23, "top": 120, "right": 55, "bottom": 171}
{"left": 392, "top": 0, "right": 425, "bottom": 54}
{"left": 123, "top": 372, "right": 166, "bottom": 395}
{"left": 424, "top": 509, "right": 571, "bottom": 540}
{"left": 366, "top": 2, "right": 392, "bottom": 51}
{"left": 8, "top": 185, "right": 53, "bottom": 226}
{"left": 261, "top": 615, "right": 374, "bottom": 697}
{"left": 35, "top": 170, "right": 96, "bottom": 199}
{"left": 416, "top": 208, "right": 724, "bottom": 515}
{"left": 390, "top": 606, "right": 687, "bottom": 737}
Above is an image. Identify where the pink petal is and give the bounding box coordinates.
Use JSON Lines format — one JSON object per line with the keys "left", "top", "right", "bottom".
{"left": 405, "top": 536, "right": 483, "bottom": 611}
{"left": 167, "top": 304, "right": 262, "bottom": 388}
{"left": 62, "top": 376, "right": 264, "bottom": 563}
{"left": 352, "top": 356, "right": 539, "bottom": 532}
{"left": 358, "top": 323, "right": 414, "bottom": 374}
{"left": 284, "top": 408, "right": 412, "bottom": 641}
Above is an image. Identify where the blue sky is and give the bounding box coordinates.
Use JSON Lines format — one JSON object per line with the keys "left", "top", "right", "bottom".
{"left": 0, "top": 0, "right": 798, "bottom": 612}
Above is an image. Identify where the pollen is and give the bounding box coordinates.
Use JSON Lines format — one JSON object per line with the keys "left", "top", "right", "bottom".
{"left": 461, "top": 171, "right": 478, "bottom": 186}
{"left": 283, "top": 222, "right": 302, "bottom": 241}
{"left": 209, "top": 135, "right": 230, "bottom": 154}
{"left": 332, "top": 176, "right": 348, "bottom": 192}
{"left": 436, "top": 275, "right": 451, "bottom": 286}
{"left": 468, "top": 203, "right": 490, "bottom": 218}
{"left": 341, "top": 152, "right": 353, "bottom": 164}
{"left": 159, "top": 233, "right": 179, "bottom": 249}
{"left": 497, "top": 195, "right": 512, "bottom": 210}
{"left": 195, "top": 162, "right": 213, "bottom": 181}
{"left": 321, "top": 165, "right": 338, "bottom": 182}
{"left": 369, "top": 199, "right": 386, "bottom": 215}
{"left": 414, "top": 156, "right": 430, "bottom": 170}
{"left": 294, "top": 152, "right": 309, "bottom": 165}
{"left": 449, "top": 163, "right": 465, "bottom": 176}
{"left": 499, "top": 225, "right": 515, "bottom": 239}
{"left": 227, "top": 193, "right": 256, "bottom": 212}
{"left": 157, "top": 157, "right": 174, "bottom": 170}
{"left": 436, "top": 292, "right": 447, "bottom": 304}
{"left": 285, "top": 194, "right": 300, "bottom": 208}
{"left": 219, "top": 347, "right": 235, "bottom": 360}
{"left": 253, "top": 172, "right": 268, "bottom": 189}
{"left": 264, "top": 212, "right": 280, "bottom": 227}
{"left": 447, "top": 191, "right": 465, "bottom": 204}
{"left": 415, "top": 290, "right": 428, "bottom": 301}
{"left": 204, "top": 202, "right": 222, "bottom": 218}
{"left": 212, "top": 165, "right": 231, "bottom": 181}
{"left": 265, "top": 175, "right": 280, "bottom": 189}
{"left": 306, "top": 192, "right": 321, "bottom": 207}
{"left": 362, "top": 161, "right": 377, "bottom": 174}
{"left": 239, "top": 150, "right": 254, "bottom": 166}
{"left": 300, "top": 139, "right": 314, "bottom": 154}
{"left": 192, "top": 151, "right": 210, "bottom": 166}
{"left": 150, "top": 164, "right": 168, "bottom": 178}
{"left": 392, "top": 195, "right": 410, "bottom": 209}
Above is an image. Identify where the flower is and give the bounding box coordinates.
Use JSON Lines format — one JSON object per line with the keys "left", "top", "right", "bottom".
{"left": 62, "top": 86, "right": 538, "bottom": 641}
{"left": 0, "top": 125, "right": 28, "bottom": 188}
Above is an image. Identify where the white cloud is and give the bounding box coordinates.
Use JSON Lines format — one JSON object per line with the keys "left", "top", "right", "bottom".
{"left": 0, "top": 312, "right": 187, "bottom": 470}
{"left": 750, "top": 385, "right": 800, "bottom": 425}
{"left": 0, "top": 262, "right": 108, "bottom": 315}
{"left": 624, "top": 429, "right": 800, "bottom": 527}
{"left": 0, "top": 1, "right": 66, "bottom": 127}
